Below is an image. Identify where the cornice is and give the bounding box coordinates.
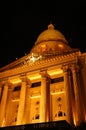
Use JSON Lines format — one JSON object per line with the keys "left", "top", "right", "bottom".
{"left": 0, "top": 53, "right": 79, "bottom": 79}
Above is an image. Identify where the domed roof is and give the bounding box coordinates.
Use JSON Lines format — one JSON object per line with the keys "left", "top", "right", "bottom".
{"left": 35, "top": 24, "right": 67, "bottom": 45}
{"left": 30, "top": 23, "right": 72, "bottom": 55}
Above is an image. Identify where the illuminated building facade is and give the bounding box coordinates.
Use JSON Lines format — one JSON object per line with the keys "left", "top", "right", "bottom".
{"left": 0, "top": 24, "right": 86, "bottom": 129}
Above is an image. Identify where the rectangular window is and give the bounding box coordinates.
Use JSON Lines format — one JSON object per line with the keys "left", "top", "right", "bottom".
{"left": 31, "top": 82, "right": 41, "bottom": 88}
{"left": 51, "top": 77, "right": 64, "bottom": 84}
{"left": 13, "top": 85, "right": 21, "bottom": 91}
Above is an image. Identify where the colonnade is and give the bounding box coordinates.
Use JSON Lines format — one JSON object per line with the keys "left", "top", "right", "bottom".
{"left": 0, "top": 63, "right": 85, "bottom": 126}
{"left": 62, "top": 64, "right": 85, "bottom": 125}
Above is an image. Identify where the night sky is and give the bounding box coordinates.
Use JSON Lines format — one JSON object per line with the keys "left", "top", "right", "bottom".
{"left": 1, "top": 1, "right": 86, "bottom": 68}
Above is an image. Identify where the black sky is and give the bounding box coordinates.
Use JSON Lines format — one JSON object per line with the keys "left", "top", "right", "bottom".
{"left": 1, "top": 1, "right": 86, "bottom": 68}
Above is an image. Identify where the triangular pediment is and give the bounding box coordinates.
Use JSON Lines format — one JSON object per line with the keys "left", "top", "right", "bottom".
{"left": 0, "top": 48, "right": 81, "bottom": 72}
{"left": 0, "top": 54, "right": 30, "bottom": 72}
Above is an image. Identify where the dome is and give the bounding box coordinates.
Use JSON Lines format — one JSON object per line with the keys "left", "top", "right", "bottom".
{"left": 30, "top": 23, "right": 72, "bottom": 55}
{"left": 35, "top": 24, "right": 67, "bottom": 45}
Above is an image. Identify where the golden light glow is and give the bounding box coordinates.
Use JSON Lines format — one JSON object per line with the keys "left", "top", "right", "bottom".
{"left": 73, "top": 116, "right": 76, "bottom": 126}
{"left": 30, "top": 95, "right": 40, "bottom": 98}
{"left": 0, "top": 23, "right": 85, "bottom": 128}
{"left": 51, "top": 91, "right": 64, "bottom": 95}
{"left": 73, "top": 110, "right": 77, "bottom": 126}
{"left": 85, "top": 113, "right": 86, "bottom": 122}
{"left": 12, "top": 99, "right": 19, "bottom": 102}
{"left": 30, "top": 53, "right": 36, "bottom": 62}
{"left": 30, "top": 56, "right": 36, "bottom": 62}
{"left": 8, "top": 78, "right": 21, "bottom": 84}
{"left": 58, "top": 44, "right": 64, "bottom": 48}
{"left": 2, "top": 118, "right": 6, "bottom": 127}
{"left": 48, "top": 69, "right": 63, "bottom": 76}
{"left": 41, "top": 44, "right": 46, "bottom": 51}
{"left": 28, "top": 75, "right": 41, "bottom": 80}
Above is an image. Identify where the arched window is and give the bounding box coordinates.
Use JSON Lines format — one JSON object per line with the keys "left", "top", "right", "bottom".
{"left": 35, "top": 114, "right": 40, "bottom": 119}
{"left": 58, "top": 111, "right": 63, "bottom": 117}
{"left": 32, "top": 113, "right": 40, "bottom": 120}
{"left": 64, "top": 112, "right": 66, "bottom": 116}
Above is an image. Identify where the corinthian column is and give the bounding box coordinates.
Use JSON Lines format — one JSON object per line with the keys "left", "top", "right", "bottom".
{"left": 16, "top": 75, "right": 27, "bottom": 125}
{"left": 23, "top": 79, "right": 31, "bottom": 124}
{"left": 62, "top": 65, "right": 73, "bottom": 125}
{"left": 71, "top": 64, "right": 85, "bottom": 125}
{"left": 40, "top": 70, "right": 50, "bottom": 123}
{"left": 0, "top": 81, "right": 8, "bottom": 126}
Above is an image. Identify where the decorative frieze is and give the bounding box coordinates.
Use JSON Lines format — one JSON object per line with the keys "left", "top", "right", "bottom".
{"left": 0, "top": 54, "right": 77, "bottom": 79}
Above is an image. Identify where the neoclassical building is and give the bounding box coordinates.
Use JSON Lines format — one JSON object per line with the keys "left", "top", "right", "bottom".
{"left": 0, "top": 24, "right": 86, "bottom": 128}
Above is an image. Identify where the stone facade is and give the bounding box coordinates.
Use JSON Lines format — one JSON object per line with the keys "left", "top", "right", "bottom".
{"left": 0, "top": 24, "right": 86, "bottom": 127}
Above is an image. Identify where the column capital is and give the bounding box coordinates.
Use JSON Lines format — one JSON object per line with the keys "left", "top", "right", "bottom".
{"left": 20, "top": 74, "right": 27, "bottom": 82}
{"left": 40, "top": 69, "right": 49, "bottom": 78}
{"left": 2, "top": 79, "right": 12, "bottom": 88}
{"left": 0, "top": 82, "right": 3, "bottom": 88}
{"left": 61, "top": 65, "right": 69, "bottom": 72}
{"left": 40, "top": 70, "right": 47, "bottom": 77}
{"left": 20, "top": 75, "right": 31, "bottom": 87}
{"left": 70, "top": 63, "right": 80, "bottom": 73}
{"left": 40, "top": 70, "right": 50, "bottom": 82}
{"left": 2, "top": 80, "right": 8, "bottom": 85}
{"left": 26, "top": 79, "right": 31, "bottom": 87}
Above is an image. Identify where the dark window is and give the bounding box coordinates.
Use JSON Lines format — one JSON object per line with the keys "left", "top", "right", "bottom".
{"left": 35, "top": 114, "right": 40, "bottom": 119}
{"left": 55, "top": 113, "right": 57, "bottom": 117}
{"left": 51, "top": 77, "right": 64, "bottom": 84}
{"left": 58, "top": 111, "right": 63, "bottom": 117}
{"left": 31, "top": 82, "right": 41, "bottom": 88}
{"left": 64, "top": 112, "right": 66, "bottom": 116}
{"left": 57, "top": 97, "right": 61, "bottom": 101}
{"left": 13, "top": 86, "right": 21, "bottom": 91}
{"left": 36, "top": 101, "right": 40, "bottom": 105}
{"left": 15, "top": 117, "right": 17, "bottom": 122}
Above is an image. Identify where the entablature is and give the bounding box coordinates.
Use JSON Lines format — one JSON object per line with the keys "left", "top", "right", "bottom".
{"left": 0, "top": 53, "right": 79, "bottom": 80}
